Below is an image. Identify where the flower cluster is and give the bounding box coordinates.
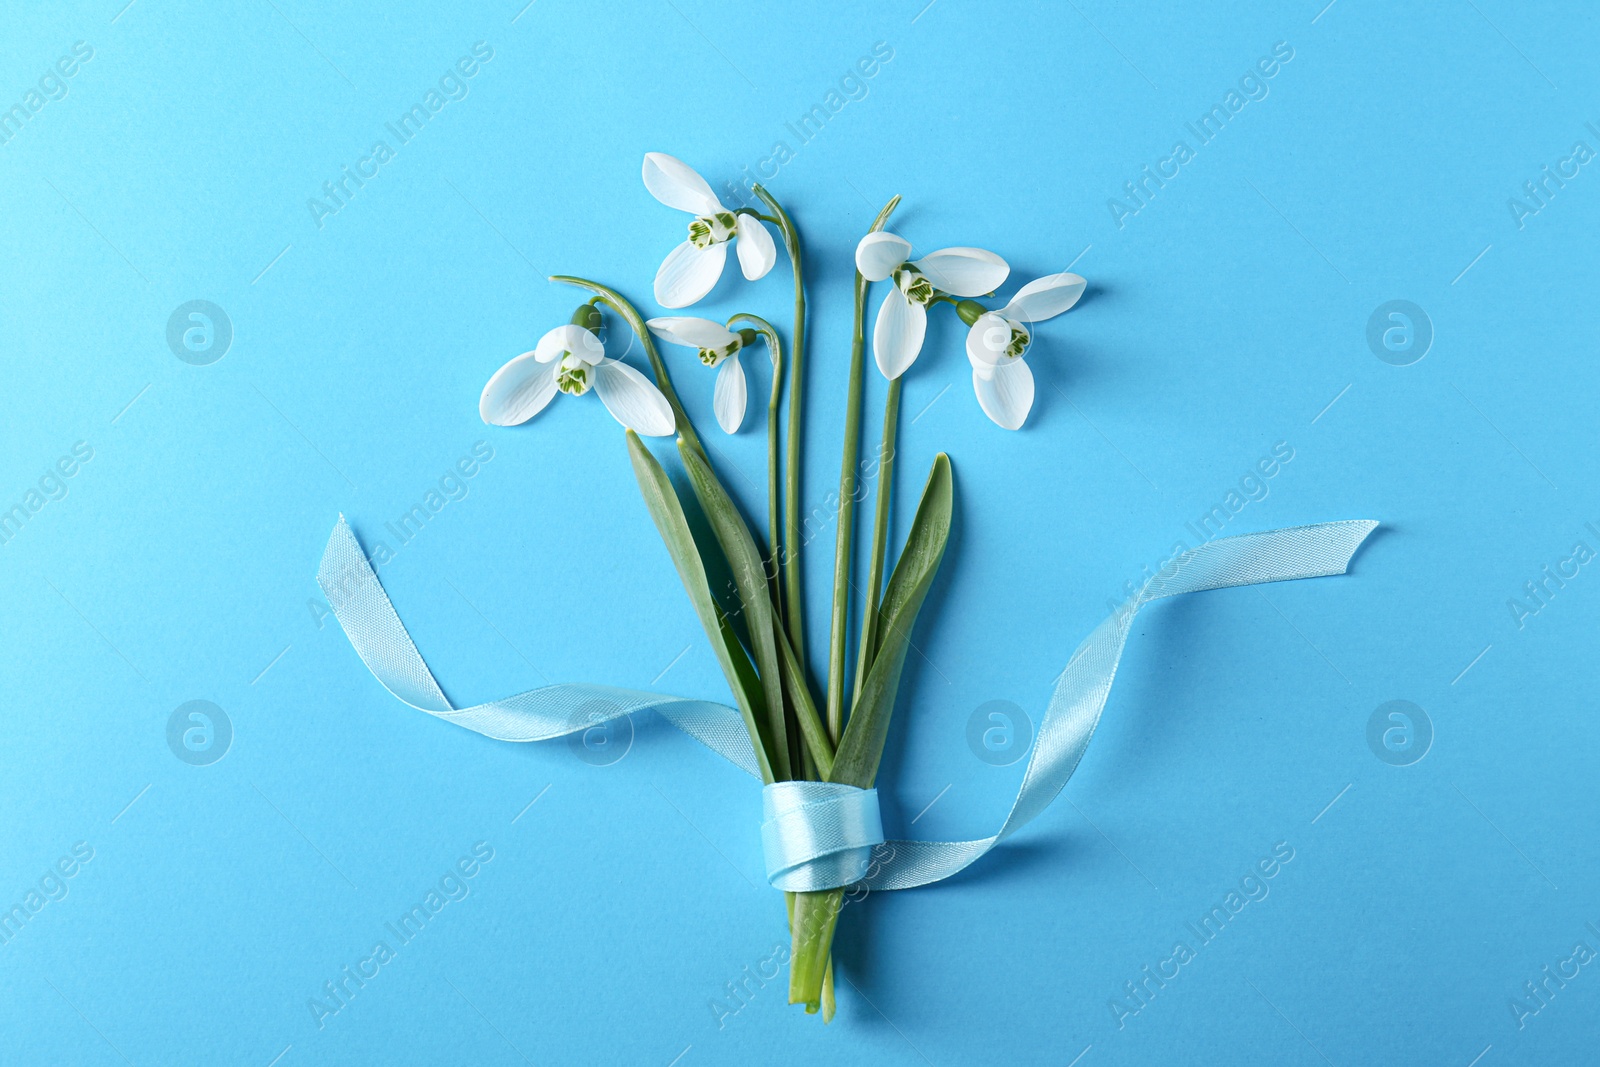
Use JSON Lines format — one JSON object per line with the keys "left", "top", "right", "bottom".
{"left": 856, "top": 232, "right": 1084, "bottom": 429}
{"left": 478, "top": 152, "right": 1085, "bottom": 436}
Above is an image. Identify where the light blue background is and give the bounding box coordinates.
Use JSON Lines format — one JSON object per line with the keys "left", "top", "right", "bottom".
{"left": 3, "top": 0, "right": 1597, "bottom": 1063}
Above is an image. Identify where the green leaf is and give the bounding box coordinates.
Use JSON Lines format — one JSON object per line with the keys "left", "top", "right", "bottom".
{"left": 830, "top": 453, "right": 954, "bottom": 788}
{"left": 679, "top": 440, "right": 792, "bottom": 780}
{"left": 626, "top": 431, "right": 775, "bottom": 783}
{"left": 774, "top": 619, "right": 834, "bottom": 780}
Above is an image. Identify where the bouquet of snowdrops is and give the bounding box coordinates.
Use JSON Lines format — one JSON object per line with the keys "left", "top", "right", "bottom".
{"left": 476, "top": 153, "right": 1085, "bottom": 1017}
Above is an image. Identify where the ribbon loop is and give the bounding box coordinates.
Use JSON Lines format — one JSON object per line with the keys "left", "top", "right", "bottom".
{"left": 317, "top": 516, "right": 1378, "bottom": 893}
{"left": 760, "top": 782, "right": 885, "bottom": 892}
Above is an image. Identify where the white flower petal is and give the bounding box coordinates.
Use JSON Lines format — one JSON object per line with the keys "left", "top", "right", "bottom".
{"left": 713, "top": 354, "right": 748, "bottom": 434}
{"left": 873, "top": 287, "right": 927, "bottom": 380}
{"left": 594, "top": 359, "right": 676, "bottom": 436}
{"left": 1002, "top": 273, "right": 1086, "bottom": 323}
{"left": 479, "top": 353, "right": 560, "bottom": 426}
{"left": 972, "top": 359, "right": 1034, "bottom": 430}
{"left": 735, "top": 213, "right": 777, "bottom": 280}
{"left": 534, "top": 323, "right": 604, "bottom": 364}
{"left": 646, "top": 316, "right": 738, "bottom": 349}
{"left": 855, "top": 231, "right": 913, "bottom": 281}
{"left": 641, "top": 152, "right": 722, "bottom": 215}
{"left": 966, "top": 312, "right": 1023, "bottom": 368}
{"left": 654, "top": 240, "right": 728, "bottom": 308}
{"left": 913, "top": 247, "right": 1010, "bottom": 296}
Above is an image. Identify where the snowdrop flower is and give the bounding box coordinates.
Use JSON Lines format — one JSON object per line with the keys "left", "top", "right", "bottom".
{"left": 478, "top": 308, "right": 675, "bottom": 435}
{"left": 644, "top": 153, "right": 776, "bottom": 308}
{"left": 646, "top": 316, "right": 759, "bottom": 434}
{"left": 962, "top": 272, "right": 1086, "bottom": 430}
{"left": 855, "top": 230, "right": 1009, "bottom": 380}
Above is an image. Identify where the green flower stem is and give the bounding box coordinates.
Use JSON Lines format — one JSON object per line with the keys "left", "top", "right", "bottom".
{"left": 784, "top": 894, "right": 837, "bottom": 1022}
{"left": 852, "top": 375, "right": 900, "bottom": 703}
{"left": 824, "top": 194, "right": 901, "bottom": 743}
{"left": 789, "top": 888, "right": 844, "bottom": 1013}
{"left": 750, "top": 185, "right": 808, "bottom": 673}
{"left": 730, "top": 312, "right": 805, "bottom": 777}
{"left": 824, "top": 278, "right": 868, "bottom": 743}
{"left": 727, "top": 313, "right": 783, "bottom": 609}
{"left": 550, "top": 275, "right": 705, "bottom": 458}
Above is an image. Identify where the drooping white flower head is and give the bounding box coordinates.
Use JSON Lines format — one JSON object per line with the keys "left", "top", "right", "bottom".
{"left": 964, "top": 272, "right": 1086, "bottom": 430}
{"left": 646, "top": 316, "right": 756, "bottom": 434}
{"left": 479, "top": 321, "right": 675, "bottom": 435}
{"left": 855, "top": 231, "right": 1009, "bottom": 380}
{"left": 644, "top": 153, "right": 776, "bottom": 308}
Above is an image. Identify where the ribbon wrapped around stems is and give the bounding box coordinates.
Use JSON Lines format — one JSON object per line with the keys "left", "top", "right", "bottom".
{"left": 317, "top": 517, "right": 1377, "bottom": 893}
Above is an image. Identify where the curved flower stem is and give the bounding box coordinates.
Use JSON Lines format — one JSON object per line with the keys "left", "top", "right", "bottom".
{"left": 550, "top": 275, "right": 705, "bottom": 458}
{"left": 823, "top": 194, "right": 901, "bottom": 744}
{"left": 852, "top": 375, "right": 900, "bottom": 703}
{"left": 727, "top": 313, "right": 783, "bottom": 611}
{"left": 750, "top": 184, "right": 807, "bottom": 672}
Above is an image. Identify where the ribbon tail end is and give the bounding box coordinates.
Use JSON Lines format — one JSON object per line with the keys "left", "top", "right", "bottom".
{"left": 1332, "top": 518, "right": 1382, "bottom": 573}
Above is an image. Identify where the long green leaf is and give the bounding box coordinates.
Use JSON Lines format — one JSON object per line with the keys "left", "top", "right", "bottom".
{"left": 830, "top": 453, "right": 954, "bottom": 788}
{"left": 774, "top": 619, "right": 834, "bottom": 780}
{"left": 626, "top": 431, "right": 775, "bottom": 783}
{"left": 678, "top": 440, "right": 793, "bottom": 781}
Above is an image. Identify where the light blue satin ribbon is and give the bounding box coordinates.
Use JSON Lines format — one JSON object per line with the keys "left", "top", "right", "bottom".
{"left": 318, "top": 516, "right": 1377, "bottom": 893}
{"left": 761, "top": 782, "right": 884, "bottom": 892}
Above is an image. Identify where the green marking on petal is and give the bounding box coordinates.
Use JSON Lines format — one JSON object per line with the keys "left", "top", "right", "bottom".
{"left": 697, "top": 334, "right": 744, "bottom": 367}
{"left": 894, "top": 267, "right": 935, "bottom": 306}
{"left": 556, "top": 355, "right": 591, "bottom": 394}
{"left": 689, "top": 212, "right": 739, "bottom": 249}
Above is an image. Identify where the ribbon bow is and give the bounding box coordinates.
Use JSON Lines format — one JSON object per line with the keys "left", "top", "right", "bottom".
{"left": 318, "top": 517, "right": 1376, "bottom": 892}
